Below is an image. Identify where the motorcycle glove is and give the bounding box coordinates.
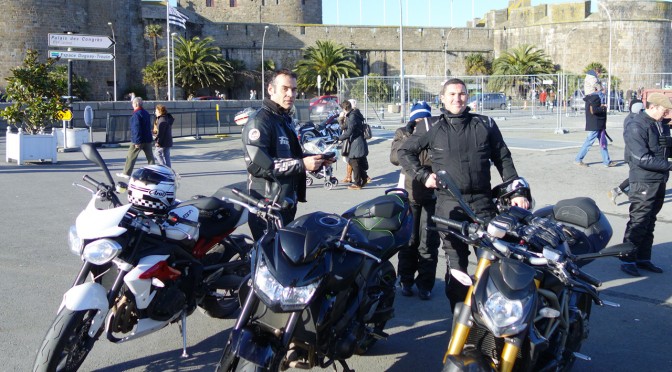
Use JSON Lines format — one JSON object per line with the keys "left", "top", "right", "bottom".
{"left": 518, "top": 224, "right": 563, "bottom": 251}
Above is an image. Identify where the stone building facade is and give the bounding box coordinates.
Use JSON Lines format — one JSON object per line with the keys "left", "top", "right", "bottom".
{"left": 0, "top": 0, "right": 670, "bottom": 100}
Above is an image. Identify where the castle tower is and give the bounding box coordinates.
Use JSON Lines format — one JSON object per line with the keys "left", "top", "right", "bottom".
{"left": 185, "top": 0, "right": 322, "bottom": 25}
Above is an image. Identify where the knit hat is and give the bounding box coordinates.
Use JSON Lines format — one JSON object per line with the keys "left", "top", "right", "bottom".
{"left": 409, "top": 101, "right": 432, "bottom": 122}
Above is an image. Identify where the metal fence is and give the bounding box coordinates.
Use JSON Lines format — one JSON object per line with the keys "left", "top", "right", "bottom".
{"left": 338, "top": 72, "right": 672, "bottom": 130}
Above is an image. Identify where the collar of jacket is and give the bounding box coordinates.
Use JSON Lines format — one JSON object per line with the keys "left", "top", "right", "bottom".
{"left": 263, "top": 98, "right": 292, "bottom": 117}
{"left": 439, "top": 106, "right": 471, "bottom": 124}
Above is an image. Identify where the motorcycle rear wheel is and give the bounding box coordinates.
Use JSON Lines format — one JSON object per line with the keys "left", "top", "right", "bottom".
{"left": 33, "top": 308, "right": 99, "bottom": 372}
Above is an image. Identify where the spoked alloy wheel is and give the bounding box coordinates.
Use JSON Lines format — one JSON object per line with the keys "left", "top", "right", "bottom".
{"left": 33, "top": 309, "right": 100, "bottom": 372}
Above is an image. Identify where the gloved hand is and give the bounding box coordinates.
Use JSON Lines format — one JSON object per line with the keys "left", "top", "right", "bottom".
{"left": 517, "top": 217, "right": 565, "bottom": 251}
{"left": 658, "top": 135, "right": 672, "bottom": 148}
{"left": 488, "top": 213, "right": 518, "bottom": 238}
{"left": 405, "top": 120, "right": 417, "bottom": 134}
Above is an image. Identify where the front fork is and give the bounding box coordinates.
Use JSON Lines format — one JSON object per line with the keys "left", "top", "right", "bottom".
{"left": 443, "top": 254, "right": 542, "bottom": 372}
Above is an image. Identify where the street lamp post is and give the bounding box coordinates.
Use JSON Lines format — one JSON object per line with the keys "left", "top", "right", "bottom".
{"left": 261, "top": 25, "right": 269, "bottom": 102}
{"left": 171, "top": 32, "right": 177, "bottom": 101}
{"left": 107, "top": 22, "right": 117, "bottom": 101}
{"left": 599, "top": 2, "right": 612, "bottom": 112}
{"left": 563, "top": 27, "right": 578, "bottom": 117}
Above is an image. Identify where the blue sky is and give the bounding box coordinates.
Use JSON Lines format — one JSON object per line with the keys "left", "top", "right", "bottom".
{"left": 322, "top": 0, "right": 595, "bottom": 28}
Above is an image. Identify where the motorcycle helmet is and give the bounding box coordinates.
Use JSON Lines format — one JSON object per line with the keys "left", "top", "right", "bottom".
{"left": 127, "top": 165, "right": 177, "bottom": 213}
{"left": 491, "top": 177, "right": 533, "bottom": 211}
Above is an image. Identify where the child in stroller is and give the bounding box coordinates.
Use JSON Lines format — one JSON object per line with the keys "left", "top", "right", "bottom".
{"left": 302, "top": 138, "right": 339, "bottom": 189}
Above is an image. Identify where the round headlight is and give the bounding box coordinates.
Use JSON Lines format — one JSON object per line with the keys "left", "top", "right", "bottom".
{"left": 82, "top": 239, "right": 122, "bottom": 265}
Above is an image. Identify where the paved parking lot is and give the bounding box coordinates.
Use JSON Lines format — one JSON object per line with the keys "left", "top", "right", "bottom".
{"left": 1, "top": 112, "right": 671, "bottom": 371}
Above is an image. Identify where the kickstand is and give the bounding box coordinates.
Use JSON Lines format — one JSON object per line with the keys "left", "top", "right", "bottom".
{"left": 178, "top": 311, "right": 190, "bottom": 358}
{"left": 337, "top": 360, "right": 354, "bottom": 372}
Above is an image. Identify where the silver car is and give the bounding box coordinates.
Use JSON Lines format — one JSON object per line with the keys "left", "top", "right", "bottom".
{"left": 467, "top": 93, "right": 507, "bottom": 110}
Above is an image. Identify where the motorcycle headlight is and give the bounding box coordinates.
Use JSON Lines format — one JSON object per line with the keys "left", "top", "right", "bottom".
{"left": 254, "top": 258, "right": 320, "bottom": 311}
{"left": 68, "top": 225, "right": 84, "bottom": 256}
{"left": 478, "top": 280, "right": 534, "bottom": 337}
{"left": 82, "top": 239, "right": 122, "bottom": 265}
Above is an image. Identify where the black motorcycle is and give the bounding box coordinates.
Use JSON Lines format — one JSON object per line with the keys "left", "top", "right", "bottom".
{"left": 216, "top": 186, "right": 413, "bottom": 371}
{"left": 433, "top": 171, "right": 634, "bottom": 372}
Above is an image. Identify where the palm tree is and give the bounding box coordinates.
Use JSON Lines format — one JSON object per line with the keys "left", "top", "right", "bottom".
{"left": 490, "top": 44, "right": 556, "bottom": 97}
{"left": 583, "top": 62, "right": 607, "bottom": 78}
{"left": 465, "top": 53, "right": 491, "bottom": 75}
{"left": 173, "top": 36, "right": 233, "bottom": 97}
{"left": 294, "top": 40, "right": 360, "bottom": 95}
{"left": 145, "top": 24, "right": 163, "bottom": 62}
{"left": 142, "top": 58, "right": 168, "bottom": 100}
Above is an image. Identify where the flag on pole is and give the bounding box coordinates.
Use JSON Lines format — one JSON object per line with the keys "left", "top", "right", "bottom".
{"left": 168, "top": 5, "right": 188, "bottom": 29}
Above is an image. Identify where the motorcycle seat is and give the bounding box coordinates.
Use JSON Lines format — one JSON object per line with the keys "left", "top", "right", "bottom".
{"left": 534, "top": 197, "right": 613, "bottom": 262}
{"left": 178, "top": 187, "right": 246, "bottom": 238}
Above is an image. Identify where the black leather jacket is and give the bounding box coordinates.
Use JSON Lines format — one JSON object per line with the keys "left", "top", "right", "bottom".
{"left": 623, "top": 110, "right": 671, "bottom": 183}
{"left": 398, "top": 108, "right": 519, "bottom": 196}
{"left": 242, "top": 99, "right": 307, "bottom": 203}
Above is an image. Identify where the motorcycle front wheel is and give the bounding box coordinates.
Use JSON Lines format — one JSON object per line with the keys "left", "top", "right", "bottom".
{"left": 355, "top": 261, "right": 397, "bottom": 355}
{"left": 33, "top": 308, "right": 100, "bottom": 372}
{"left": 218, "top": 343, "right": 281, "bottom": 372}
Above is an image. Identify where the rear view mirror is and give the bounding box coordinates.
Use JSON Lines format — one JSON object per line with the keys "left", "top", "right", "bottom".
{"left": 435, "top": 170, "right": 483, "bottom": 224}
{"left": 81, "top": 143, "right": 115, "bottom": 187}
{"left": 575, "top": 242, "right": 635, "bottom": 261}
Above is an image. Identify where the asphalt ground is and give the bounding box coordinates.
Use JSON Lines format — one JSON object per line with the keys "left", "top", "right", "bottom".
{"left": 1, "top": 110, "right": 671, "bottom": 371}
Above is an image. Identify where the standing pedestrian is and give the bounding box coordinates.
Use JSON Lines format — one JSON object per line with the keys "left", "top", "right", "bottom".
{"left": 574, "top": 83, "right": 616, "bottom": 167}
{"left": 620, "top": 93, "right": 672, "bottom": 276}
{"left": 153, "top": 104, "right": 174, "bottom": 167}
{"left": 337, "top": 110, "right": 353, "bottom": 183}
{"left": 398, "top": 78, "right": 530, "bottom": 311}
{"left": 117, "top": 97, "right": 155, "bottom": 178}
{"left": 337, "top": 99, "right": 369, "bottom": 190}
{"left": 608, "top": 99, "right": 645, "bottom": 204}
{"left": 242, "top": 69, "right": 328, "bottom": 240}
{"left": 390, "top": 101, "right": 440, "bottom": 300}
{"left": 540, "top": 89, "right": 547, "bottom": 108}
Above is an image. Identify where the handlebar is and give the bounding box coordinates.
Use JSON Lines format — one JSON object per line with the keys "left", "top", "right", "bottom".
{"left": 432, "top": 215, "right": 470, "bottom": 235}
{"left": 80, "top": 174, "right": 123, "bottom": 207}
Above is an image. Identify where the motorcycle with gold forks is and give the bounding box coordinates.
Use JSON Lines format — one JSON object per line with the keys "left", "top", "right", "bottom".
{"left": 433, "top": 171, "right": 634, "bottom": 372}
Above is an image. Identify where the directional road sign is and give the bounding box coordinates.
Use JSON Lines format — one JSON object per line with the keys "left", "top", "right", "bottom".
{"left": 48, "top": 33, "right": 114, "bottom": 49}
{"left": 49, "top": 50, "right": 114, "bottom": 61}
{"left": 56, "top": 109, "right": 73, "bottom": 122}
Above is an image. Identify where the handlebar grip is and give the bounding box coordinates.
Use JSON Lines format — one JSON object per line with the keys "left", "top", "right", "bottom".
{"left": 432, "top": 215, "right": 468, "bottom": 234}
{"left": 231, "top": 188, "right": 262, "bottom": 207}
{"left": 574, "top": 268, "right": 602, "bottom": 288}
{"left": 82, "top": 175, "right": 102, "bottom": 189}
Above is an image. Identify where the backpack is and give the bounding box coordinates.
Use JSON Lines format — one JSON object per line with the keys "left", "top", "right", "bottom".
{"left": 362, "top": 122, "right": 372, "bottom": 140}
{"left": 390, "top": 117, "right": 438, "bottom": 166}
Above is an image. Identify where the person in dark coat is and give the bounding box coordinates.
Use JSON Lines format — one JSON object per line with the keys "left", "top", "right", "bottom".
{"left": 574, "top": 82, "right": 615, "bottom": 167}
{"left": 337, "top": 100, "right": 369, "bottom": 190}
{"left": 242, "top": 69, "right": 327, "bottom": 240}
{"left": 153, "top": 104, "right": 174, "bottom": 167}
{"left": 619, "top": 93, "right": 672, "bottom": 276}
{"left": 118, "top": 97, "right": 154, "bottom": 178}
{"left": 398, "top": 78, "right": 530, "bottom": 311}
{"left": 390, "top": 101, "right": 440, "bottom": 300}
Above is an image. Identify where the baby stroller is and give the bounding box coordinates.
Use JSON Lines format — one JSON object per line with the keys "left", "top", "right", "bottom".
{"left": 302, "top": 138, "right": 339, "bottom": 190}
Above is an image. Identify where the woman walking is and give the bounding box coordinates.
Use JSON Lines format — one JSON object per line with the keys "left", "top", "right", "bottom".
{"left": 337, "top": 100, "right": 369, "bottom": 190}
{"left": 154, "top": 104, "right": 174, "bottom": 167}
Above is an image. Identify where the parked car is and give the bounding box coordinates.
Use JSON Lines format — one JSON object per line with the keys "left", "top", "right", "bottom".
{"left": 467, "top": 93, "right": 507, "bottom": 110}
{"left": 309, "top": 95, "right": 339, "bottom": 114}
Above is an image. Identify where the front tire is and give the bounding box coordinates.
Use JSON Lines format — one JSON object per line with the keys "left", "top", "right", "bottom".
{"left": 218, "top": 342, "right": 281, "bottom": 372}
{"left": 355, "top": 262, "right": 397, "bottom": 355}
{"left": 33, "top": 309, "right": 100, "bottom": 372}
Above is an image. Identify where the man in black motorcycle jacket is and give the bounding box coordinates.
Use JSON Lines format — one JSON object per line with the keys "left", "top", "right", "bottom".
{"left": 398, "top": 78, "right": 529, "bottom": 311}
{"left": 242, "top": 69, "right": 327, "bottom": 240}
{"left": 620, "top": 92, "right": 672, "bottom": 276}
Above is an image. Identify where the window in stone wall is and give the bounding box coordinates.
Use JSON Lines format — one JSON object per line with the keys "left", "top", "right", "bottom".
{"left": 230, "top": 0, "right": 237, "bottom": 6}
{"left": 206, "top": 0, "right": 214, "bottom": 7}
{"left": 300, "top": 26, "right": 305, "bottom": 35}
